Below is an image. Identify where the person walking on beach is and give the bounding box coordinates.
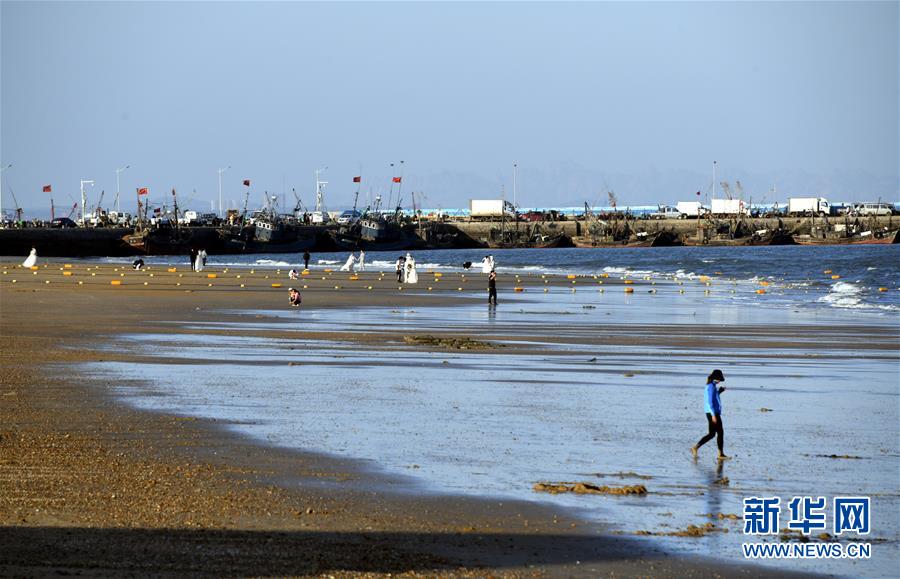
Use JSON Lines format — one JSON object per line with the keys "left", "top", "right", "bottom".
{"left": 691, "top": 369, "right": 729, "bottom": 460}
{"left": 189, "top": 248, "right": 197, "bottom": 271}
{"left": 488, "top": 269, "right": 498, "bottom": 305}
{"left": 303, "top": 249, "right": 311, "bottom": 271}
{"left": 396, "top": 255, "right": 406, "bottom": 282}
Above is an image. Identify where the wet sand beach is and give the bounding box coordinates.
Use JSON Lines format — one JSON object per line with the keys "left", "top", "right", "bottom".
{"left": 2, "top": 261, "right": 895, "bottom": 577}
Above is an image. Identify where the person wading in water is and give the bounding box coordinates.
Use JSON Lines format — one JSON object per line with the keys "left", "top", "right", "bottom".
{"left": 691, "top": 369, "right": 729, "bottom": 460}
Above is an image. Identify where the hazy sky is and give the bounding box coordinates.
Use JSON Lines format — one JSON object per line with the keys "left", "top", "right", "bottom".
{"left": 1, "top": 1, "right": 897, "bottom": 216}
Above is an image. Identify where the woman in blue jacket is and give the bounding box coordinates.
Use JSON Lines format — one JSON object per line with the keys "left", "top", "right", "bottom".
{"left": 691, "top": 369, "right": 729, "bottom": 460}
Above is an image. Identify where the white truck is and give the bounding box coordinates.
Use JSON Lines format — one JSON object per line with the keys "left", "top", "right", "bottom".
{"left": 788, "top": 197, "right": 829, "bottom": 216}
{"left": 676, "top": 201, "right": 706, "bottom": 218}
{"left": 711, "top": 199, "right": 747, "bottom": 216}
{"left": 469, "top": 199, "right": 516, "bottom": 219}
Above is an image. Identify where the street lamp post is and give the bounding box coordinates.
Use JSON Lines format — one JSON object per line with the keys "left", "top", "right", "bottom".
{"left": 218, "top": 165, "right": 231, "bottom": 217}
{"left": 80, "top": 179, "right": 95, "bottom": 226}
{"left": 513, "top": 162, "right": 518, "bottom": 211}
{"left": 115, "top": 164, "right": 130, "bottom": 214}
{"left": 0, "top": 164, "right": 11, "bottom": 225}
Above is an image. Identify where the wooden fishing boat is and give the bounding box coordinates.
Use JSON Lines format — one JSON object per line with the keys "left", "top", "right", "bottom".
{"left": 793, "top": 229, "right": 898, "bottom": 245}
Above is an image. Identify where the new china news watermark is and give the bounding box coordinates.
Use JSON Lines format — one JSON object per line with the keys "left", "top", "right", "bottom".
{"left": 742, "top": 496, "right": 871, "bottom": 559}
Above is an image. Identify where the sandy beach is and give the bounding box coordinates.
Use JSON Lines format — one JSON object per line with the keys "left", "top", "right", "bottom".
{"left": 1, "top": 260, "right": 896, "bottom": 577}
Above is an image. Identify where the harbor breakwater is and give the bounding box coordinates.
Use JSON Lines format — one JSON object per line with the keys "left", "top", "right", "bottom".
{"left": 0, "top": 216, "right": 895, "bottom": 257}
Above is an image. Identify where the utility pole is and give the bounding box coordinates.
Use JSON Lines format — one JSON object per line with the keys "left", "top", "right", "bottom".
{"left": 0, "top": 164, "right": 11, "bottom": 225}
{"left": 218, "top": 165, "right": 231, "bottom": 217}
{"left": 115, "top": 164, "right": 130, "bottom": 214}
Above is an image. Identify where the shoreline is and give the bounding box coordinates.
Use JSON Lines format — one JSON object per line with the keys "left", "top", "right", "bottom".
{"left": 0, "top": 263, "right": 813, "bottom": 577}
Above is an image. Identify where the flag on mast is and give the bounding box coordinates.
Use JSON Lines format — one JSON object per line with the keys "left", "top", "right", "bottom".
{"left": 137, "top": 187, "right": 149, "bottom": 195}
{"left": 353, "top": 176, "right": 361, "bottom": 183}
{"left": 42, "top": 185, "right": 52, "bottom": 193}
{"left": 243, "top": 179, "right": 251, "bottom": 187}
{"left": 392, "top": 177, "right": 402, "bottom": 183}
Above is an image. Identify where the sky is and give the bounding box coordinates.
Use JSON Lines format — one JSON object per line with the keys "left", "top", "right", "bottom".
{"left": 1, "top": 0, "right": 898, "bottom": 218}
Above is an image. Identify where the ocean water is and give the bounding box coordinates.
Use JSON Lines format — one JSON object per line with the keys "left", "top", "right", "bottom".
{"left": 88, "top": 284, "right": 900, "bottom": 578}
{"left": 87, "top": 245, "right": 900, "bottom": 313}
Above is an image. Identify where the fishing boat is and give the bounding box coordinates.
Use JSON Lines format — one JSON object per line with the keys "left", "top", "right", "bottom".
{"left": 330, "top": 211, "right": 419, "bottom": 251}
{"left": 218, "top": 207, "right": 317, "bottom": 253}
{"left": 793, "top": 228, "right": 898, "bottom": 245}
{"left": 123, "top": 189, "right": 197, "bottom": 254}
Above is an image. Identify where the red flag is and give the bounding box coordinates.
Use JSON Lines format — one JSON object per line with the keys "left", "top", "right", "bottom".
{"left": 353, "top": 176, "right": 361, "bottom": 183}
{"left": 42, "top": 185, "right": 52, "bottom": 193}
{"left": 696, "top": 191, "right": 701, "bottom": 196}
{"left": 137, "top": 187, "right": 149, "bottom": 195}
{"left": 243, "top": 179, "right": 251, "bottom": 187}
{"left": 392, "top": 177, "right": 402, "bottom": 183}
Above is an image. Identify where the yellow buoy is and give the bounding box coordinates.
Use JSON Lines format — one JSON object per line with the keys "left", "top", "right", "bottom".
{"left": 64, "top": 264, "right": 72, "bottom": 269}
{"left": 624, "top": 280, "right": 634, "bottom": 285}
{"left": 271, "top": 283, "right": 283, "bottom": 288}
{"left": 514, "top": 287, "right": 524, "bottom": 292}
{"left": 349, "top": 275, "right": 359, "bottom": 281}
{"left": 878, "top": 287, "right": 888, "bottom": 292}
{"left": 759, "top": 281, "right": 770, "bottom": 286}
{"left": 302, "top": 270, "right": 309, "bottom": 275}
{"left": 567, "top": 274, "right": 576, "bottom": 279}
{"left": 757, "top": 289, "right": 766, "bottom": 294}
{"left": 168, "top": 268, "right": 177, "bottom": 273}
{"left": 63, "top": 271, "right": 73, "bottom": 276}
{"left": 110, "top": 280, "right": 122, "bottom": 286}
{"left": 207, "top": 273, "right": 217, "bottom": 279}
{"left": 823, "top": 269, "right": 832, "bottom": 274}
{"left": 625, "top": 287, "right": 634, "bottom": 293}
{"left": 831, "top": 275, "right": 840, "bottom": 280}
{"left": 434, "top": 272, "right": 443, "bottom": 277}
{"left": 324, "top": 268, "right": 333, "bottom": 273}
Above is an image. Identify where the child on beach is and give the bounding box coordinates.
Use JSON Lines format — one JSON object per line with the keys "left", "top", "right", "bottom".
{"left": 289, "top": 269, "right": 299, "bottom": 280}
{"left": 691, "top": 369, "right": 729, "bottom": 460}
{"left": 288, "top": 287, "right": 302, "bottom": 307}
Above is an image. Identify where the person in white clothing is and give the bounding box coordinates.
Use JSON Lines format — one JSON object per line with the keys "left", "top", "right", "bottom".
{"left": 357, "top": 250, "right": 366, "bottom": 271}
{"left": 404, "top": 253, "right": 418, "bottom": 284}
{"left": 480, "top": 255, "right": 494, "bottom": 274}
{"left": 340, "top": 253, "right": 356, "bottom": 272}
{"left": 194, "top": 249, "right": 207, "bottom": 272}
{"left": 22, "top": 247, "right": 37, "bottom": 268}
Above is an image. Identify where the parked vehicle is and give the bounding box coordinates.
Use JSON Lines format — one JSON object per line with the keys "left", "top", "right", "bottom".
{"left": 676, "top": 201, "right": 706, "bottom": 218}
{"left": 50, "top": 217, "right": 77, "bottom": 228}
{"left": 851, "top": 202, "right": 894, "bottom": 216}
{"left": 711, "top": 199, "right": 747, "bottom": 216}
{"left": 649, "top": 205, "right": 682, "bottom": 219}
{"left": 336, "top": 209, "right": 362, "bottom": 224}
{"left": 788, "top": 197, "right": 829, "bottom": 216}
{"left": 469, "top": 199, "right": 516, "bottom": 219}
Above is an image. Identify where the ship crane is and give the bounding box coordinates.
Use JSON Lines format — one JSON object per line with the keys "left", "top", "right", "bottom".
{"left": 720, "top": 181, "right": 733, "bottom": 200}
{"left": 6, "top": 184, "right": 23, "bottom": 223}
